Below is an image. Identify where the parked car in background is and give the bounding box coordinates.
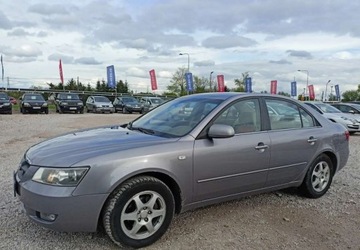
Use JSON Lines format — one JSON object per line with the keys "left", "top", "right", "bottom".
{"left": 9, "top": 96, "right": 17, "bottom": 105}
{"left": 20, "top": 93, "right": 48, "bottom": 114}
{"left": 304, "top": 101, "right": 360, "bottom": 134}
{"left": 55, "top": 93, "right": 84, "bottom": 114}
{"left": 85, "top": 95, "right": 114, "bottom": 113}
{"left": 140, "top": 96, "right": 164, "bottom": 112}
{"left": 14, "top": 93, "right": 350, "bottom": 248}
{"left": 331, "top": 102, "right": 360, "bottom": 117}
{"left": 0, "top": 92, "right": 12, "bottom": 114}
{"left": 113, "top": 96, "right": 143, "bottom": 114}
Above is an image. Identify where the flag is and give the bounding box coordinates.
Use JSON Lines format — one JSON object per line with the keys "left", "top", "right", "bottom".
{"left": 335, "top": 85, "right": 340, "bottom": 101}
{"left": 291, "top": 81, "right": 297, "bottom": 96}
{"left": 217, "top": 75, "right": 225, "bottom": 92}
{"left": 1, "top": 55, "right": 4, "bottom": 82}
{"left": 149, "top": 69, "right": 157, "bottom": 90}
{"left": 107, "top": 65, "right": 116, "bottom": 89}
{"left": 245, "top": 77, "right": 252, "bottom": 93}
{"left": 59, "top": 59, "right": 64, "bottom": 84}
{"left": 185, "top": 72, "right": 194, "bottom": 92}
{"left": 308, "top": 85, "right": 315, "bottom": 100}
{"left": 270, "top": 80, "right": 277, "bottom": 94}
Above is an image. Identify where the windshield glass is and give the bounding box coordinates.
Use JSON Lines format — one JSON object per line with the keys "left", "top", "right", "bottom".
{"left": 0, "top": 93, "right": 9, "bottom": 100}
{"left": 150, "top": 98, "right": 163, "bottom": 104}
{"left": 130, "top": 96, "right": 222, "bottom": 138}
{"left": 123, "top": 97, "right": 138, "bottom": 103}
{"left": 94, "top": 96, "right": 110, "bottom": 102}
{"left": 316, "top": 103, "right": 341, "bottom": 113}
{"left": 59, "top": 93, "right": 80, "bottom": 100}
{"left": 24, "top": 94, "right": 45, "bottom": 101}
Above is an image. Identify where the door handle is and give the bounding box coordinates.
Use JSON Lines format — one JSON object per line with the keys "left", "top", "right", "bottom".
{"left": 307, "top": 136, "right": 317, "bottom": 144}
{"left": 255, "top": 143, "right": 269, "bottom": 151}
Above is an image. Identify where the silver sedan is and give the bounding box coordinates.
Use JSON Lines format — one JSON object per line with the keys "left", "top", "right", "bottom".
{"left": 14, "top": 93, "right": 349, "bottom": 248}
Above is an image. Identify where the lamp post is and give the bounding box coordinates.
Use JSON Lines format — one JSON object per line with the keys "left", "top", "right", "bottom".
{"left": 324, "top": 80, "right": 331, "bottom": 102}
{"left": 330, "top": 85, "right": 334, "bottom": 101}
{"left": 179, "top": 53, "right": 190, "bottom": 73}
{"left": 209, "top": 71, "right": 214, "bottom": 91}
{"left": 297, "top": 70, "right": 309, "bottom": 98}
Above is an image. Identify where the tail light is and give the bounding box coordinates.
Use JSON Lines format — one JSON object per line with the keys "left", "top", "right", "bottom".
{"left": 345, "top": 130, "right": 350, "bottom": 141}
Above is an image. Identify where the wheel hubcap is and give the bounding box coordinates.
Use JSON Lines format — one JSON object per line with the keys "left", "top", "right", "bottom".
{"left": 311, "top": 161, "right": 330, "bottom": 192}
{"left": 121, "top": 191, "right": 166, "bottom": 240}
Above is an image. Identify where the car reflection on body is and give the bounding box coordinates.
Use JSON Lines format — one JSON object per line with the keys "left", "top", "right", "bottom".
{"left": 304, "top": 101, "right": 360, "bottom": 134}
{"left": 14, "top": 93, "right": 349, "bottom": 248}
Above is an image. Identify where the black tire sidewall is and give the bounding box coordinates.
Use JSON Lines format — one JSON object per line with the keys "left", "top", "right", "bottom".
{"left": 302, "top": 154, "right": 334, "bottom": 198}
{"left": 106, "top": 177, "right": 175, "bottom": 248}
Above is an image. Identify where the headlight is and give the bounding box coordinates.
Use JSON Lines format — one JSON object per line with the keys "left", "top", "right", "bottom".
{"left": 42, "top": 103, "right": 48, "bottom": 107}
{"left": 109, "top": 104, "right": 114, "bottom": 108}
{"left": 4, "top": 103, "right": 10, "bottom": 106}
{"left": 61, "top": 102, "right": 68, "bottom": 105}
{"left": 77, "top": 102, "right": 83, "bottom": 106}
{"left": 32, "top": 167, "right": 89, "bottom": 186}
{"left": 24, "top": 102, "right": 31, "bottom": 107}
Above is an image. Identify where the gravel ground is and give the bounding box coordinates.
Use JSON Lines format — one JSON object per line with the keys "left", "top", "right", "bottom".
{"left": 1, "top": 112, "right": 359, "bottom": 250}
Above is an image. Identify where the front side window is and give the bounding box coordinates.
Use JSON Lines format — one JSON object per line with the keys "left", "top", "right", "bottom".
{"left": 213, "top": 99, "right": 261, "bottom": 133}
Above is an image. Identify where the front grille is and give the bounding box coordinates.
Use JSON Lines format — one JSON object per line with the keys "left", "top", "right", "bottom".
{"left": 17, "top": 158, "right": 30, "bottom": 180}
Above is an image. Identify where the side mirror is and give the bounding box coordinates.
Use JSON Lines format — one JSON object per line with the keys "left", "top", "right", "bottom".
{"left": 349, "top": 110, "right": 355, "bottom": 114}
{"left": 208, "top": 124, "right": 235, "bottom": 139}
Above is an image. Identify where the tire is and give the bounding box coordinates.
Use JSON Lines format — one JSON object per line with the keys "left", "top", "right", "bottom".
{"left": 45, "top": 109, "right": 49, "bottom": 114}
{"left": 103, "top": 176, "right": 175, "bottom": 248}
{"left": 80, "top": 109, "right": 84, "bottom": 114}
{"left": 300, "top": 154, "right": 334, "bottom": 198}
{"left": 122, "top": 108, "right": 127, "bottom": 114}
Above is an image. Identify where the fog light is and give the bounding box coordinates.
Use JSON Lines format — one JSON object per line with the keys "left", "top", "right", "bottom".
{"left": 38, "top": 212, "right": 57, "bottom": 222}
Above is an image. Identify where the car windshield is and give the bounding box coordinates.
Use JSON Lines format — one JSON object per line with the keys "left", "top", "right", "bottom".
{"left": 315, "top": 103, "right": 341, "bottom": 113}
{"left": 0, "top": 93, "right": 9, "bottom": 100}
{"left": 129, "top": 96, "right": 222, "bottom": 138}
{"left": 59, "top": 93, "right": 80, "bottom": 100}
{"left": 150, "top": 98, "right": 163, "bottom": 104}
{"left": 123, "top": 97, "right": 138, "bottom": 103}
{"left": 24, "top": 95, "right": 45, "bottom": 101}
{"left": 94, "top": 96, "right": 110, "bottom": 102}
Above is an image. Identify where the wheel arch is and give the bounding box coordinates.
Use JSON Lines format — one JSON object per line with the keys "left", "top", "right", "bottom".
{"left": 97, "top": 171, "right": 183, "bottom": 230}
{"left": 321, "top": 150, "right": 338, "bottom": 173}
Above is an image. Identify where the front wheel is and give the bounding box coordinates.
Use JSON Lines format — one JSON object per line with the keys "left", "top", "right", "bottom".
{"left": 300, "top": 154, "right": 334, "bottom": 198}
{"left": 103, "top": 176, "right": 175, "bottom": 248}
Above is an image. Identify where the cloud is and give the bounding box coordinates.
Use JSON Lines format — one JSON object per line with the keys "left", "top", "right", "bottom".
{"left": 7, "top": 28, "right": 31, "bottom": 36}
{"left": 202, "top": 36, "right": 257, "bottom": 49}
{"left": 286, "top": 50, "right": 313, "bottom": 59}
{"left": 0, "top": 11, "right": 13, "bottom": 30}
{"left": 194, "top": 60, "right": 216, "bottom": 67}
{"left": 48, "top": 54, "right": 74, "bottom": 64}
{"left": 269, "top": 59, "right": 292, "bottom": 65}
{"left": 74, "top": 57, "right": 102, "bottom": 65}
{"left": 28, "top": 3, "right": 70, "bottom": 15}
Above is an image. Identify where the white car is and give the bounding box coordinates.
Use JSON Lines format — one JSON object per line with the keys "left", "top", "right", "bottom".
{"left": 304, "top": 101, "right": 360, "bottom": 134}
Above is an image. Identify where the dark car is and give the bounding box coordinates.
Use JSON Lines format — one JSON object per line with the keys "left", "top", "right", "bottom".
{"left": 20, "top": 93, "right": 48, "bottom": 114}
{"left": 0, "top": 92, "right": 12, "bottom": 114}
{"left": 14, "top": 93, "right": 349, "bottom": 248}
{"left": 113, "top": 96, "right": 143, "bottom": 114}
{"left": 85, "top": 95, "right": 115, "bottom": 113}
{"left": 55, "top": 93, "right": 84, "bottom": 114}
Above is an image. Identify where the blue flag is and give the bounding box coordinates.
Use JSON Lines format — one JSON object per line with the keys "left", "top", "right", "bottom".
{"left": 185, "top": 72, "right": 194, "bottom": 92}
{"left": 245, "top": 77, "right": 252, "bottom": 93}
{"left": 107, "top": 65, "right": 116, "bottom": 89}
{"left": 291, "top": 81, "right": 297, "bottom": 96}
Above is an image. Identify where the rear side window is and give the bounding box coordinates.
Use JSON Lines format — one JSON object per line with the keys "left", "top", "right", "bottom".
{"left": 265, "top": 99, "right": 315, "bottom": 130}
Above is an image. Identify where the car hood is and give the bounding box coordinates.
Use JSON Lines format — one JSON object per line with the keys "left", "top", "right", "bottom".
{"left": 323, "top": 112, "right": 358, "bottom": 123}
{"left": 26, "top": 126, "right": 176, "bottom": 167}
{"left": 125, "top": 101, "right": 140, "bottom": 105}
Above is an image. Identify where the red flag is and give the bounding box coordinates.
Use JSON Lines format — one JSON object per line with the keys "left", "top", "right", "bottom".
{"left": 59, "top": 59, "right": 64, "bottom": 84}
{"left": 217, "top": 75, "right": 225, "bottom": 92}
{"left": 308, "top": 85, "right": 315, "bottom": 100}
{"left": 149, "top": 69, "right": 157, "bottom": 90}
{"left": 270, "top": 80, "right": 277, "bottom": 94}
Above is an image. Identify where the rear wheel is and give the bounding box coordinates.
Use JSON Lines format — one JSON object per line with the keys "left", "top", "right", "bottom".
{"left": 300, "top": 154, "right": 334, "bottom": 198}
{"left": 103, "top": 176, "right": 175, "bottom": 248}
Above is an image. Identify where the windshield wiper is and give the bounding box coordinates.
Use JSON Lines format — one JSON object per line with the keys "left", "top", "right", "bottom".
{"left": 130, "top": 126, "right": 155, "bottom": 135}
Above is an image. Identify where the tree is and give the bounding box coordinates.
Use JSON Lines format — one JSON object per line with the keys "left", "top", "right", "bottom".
{"left": 342, "top": 90, "right": 359, "bottom": 101}
{"left": 277, "top": 91, "right": 291, "bottom": 97}
{"left": 116, "top": 80, "right": 128, "bottom": 93}
{"left": 193, "top": 76, "right": 207, "bottom": 93}
{"left": 233, "top": 72, "right": 249, "bottom": 92}
{"left": 167, "top": 68, "right": 187, "bottom": 96}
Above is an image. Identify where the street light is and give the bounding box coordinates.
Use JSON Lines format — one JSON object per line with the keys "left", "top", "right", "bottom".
{"left": 297, "top": 70, "right": 309, "bottom": 98}
{"left": 324, "top": 80, "right": 331, "bottom": 102}
{"left": 179, "top": 53, "right": 190, "bottom": 73}
{"left": 209, "top": 71, "right": 214, "bottom": 91}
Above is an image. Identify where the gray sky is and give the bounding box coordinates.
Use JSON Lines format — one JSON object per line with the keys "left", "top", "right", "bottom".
{"left": 1, "top": 0, "right": 360, "bottom": 97}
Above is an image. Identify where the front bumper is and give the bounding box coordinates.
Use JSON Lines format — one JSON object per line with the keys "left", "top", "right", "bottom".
{"left": 59, "top": 105, "right": 84, "bottom": 113}
{"left": 23, "top": 106, "right": 48, "bottom": 113}
{"left": 94, "top": 107, "right": 115, "bottom": 113}
{"left": 0, "top": 104, "right": 12, "bottom": 113}
{"left": 14, "top": 170, "right": 107, "bottom": 232}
